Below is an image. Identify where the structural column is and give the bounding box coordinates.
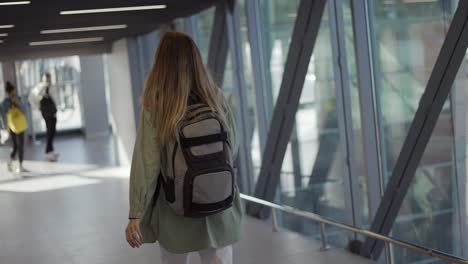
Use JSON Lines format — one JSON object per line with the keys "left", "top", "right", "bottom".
{"left": 79, "top": 55, "right": 110, "bottom": 138}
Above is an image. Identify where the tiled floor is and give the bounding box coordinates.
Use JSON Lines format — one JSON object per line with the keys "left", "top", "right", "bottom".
{"left": 0, "top": 161, "right": 375, "bottom": 264}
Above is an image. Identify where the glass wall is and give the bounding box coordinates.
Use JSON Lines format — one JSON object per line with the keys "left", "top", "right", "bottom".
{"left": 173, "top": 18, "right": 185, "bottom": 32}
{"left": 369, "top": 1, "right": 467, "bottom": 263}
{"left": 233, "top": 0, "right": 261, "bottom": 183}
{"left": 197, "top": 7, "right": 216, "bottom": 63}
{"left": 258, "top": 0, "right": 298, "bottom": 198}
{"left": 170, "top": 0, "right": 468, "bottom": 262}
{"left": 15, "top": 56, "right": 83, "bottom": 133}
{"left": 342, "top": 0, "right": 369, "bottom": 228}
{"left": 257, "top": 0, "right": 365, "bottom": 247}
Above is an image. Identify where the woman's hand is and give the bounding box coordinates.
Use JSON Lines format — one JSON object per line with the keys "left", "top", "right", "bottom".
{"left": 125, "top": 219, "right": 143, "bottom": 248}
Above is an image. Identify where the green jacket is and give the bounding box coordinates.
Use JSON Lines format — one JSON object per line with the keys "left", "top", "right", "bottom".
{"left": 128, "top": 105, "right": 243, "bottom": 254}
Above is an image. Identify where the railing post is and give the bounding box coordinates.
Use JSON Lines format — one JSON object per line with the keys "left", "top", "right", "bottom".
{"left": 319, "top": 223, "right": 329, "bottom": 251}
{"left": 271, "top": 208, "right": 279, "bottom": 232}
{"left": 385, "top": 242, "right": 392, "bottom": 264}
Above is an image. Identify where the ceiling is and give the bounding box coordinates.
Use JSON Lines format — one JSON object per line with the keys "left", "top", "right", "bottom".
{"left": 0, "top": 0, "right": 219, "bottom": 61}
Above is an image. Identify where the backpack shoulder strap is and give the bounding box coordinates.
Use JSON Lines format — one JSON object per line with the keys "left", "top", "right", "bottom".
{"left": 152, "top": 172, "right": 164, "bottom": 207}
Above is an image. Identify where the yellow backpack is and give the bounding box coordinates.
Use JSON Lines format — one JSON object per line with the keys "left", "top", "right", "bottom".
{"left": 7, "top": 106, "right": 28, "bottom": 134}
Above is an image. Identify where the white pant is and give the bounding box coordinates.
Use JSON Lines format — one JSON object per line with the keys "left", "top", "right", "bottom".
{"left": 160, "top": 245, "right": 233, "bottom": 264}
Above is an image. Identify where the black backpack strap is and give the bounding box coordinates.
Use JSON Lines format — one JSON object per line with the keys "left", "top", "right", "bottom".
{"left": 152, "top": 172, "right": 164, "bottom": 207}
{"left": 152, "top": 171, "right": 176, "bottom": 206}
{"left": 180, "top": 132, "right": 228, "bottom": 148}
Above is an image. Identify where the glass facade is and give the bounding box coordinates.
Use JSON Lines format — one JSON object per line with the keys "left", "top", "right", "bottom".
{"left": 196, "top": 7, "right": 216, "bottom": 64}
{"left": 260, "top": 0, "right": 353, "bottom": 245}
{"left": 238, "top": 0, "right": 262, "bottom": 181}
{"left": 186, "top": 0, "right": 468, "bottom": 263}
{"left": 369, "top": 1, "right": 466, "bottom": 263}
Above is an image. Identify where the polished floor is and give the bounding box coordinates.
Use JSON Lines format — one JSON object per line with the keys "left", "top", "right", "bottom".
{"left": 0, "top": 160, "right": 374, "bottom": 264}
{"left": 24, "top": 132, "right": 119, "bottom": 167}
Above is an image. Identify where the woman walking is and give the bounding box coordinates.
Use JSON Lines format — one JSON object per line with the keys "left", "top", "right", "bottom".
{"left": 29, "top": 72, "right": 58, "bottom": 162}
{"left": 125, "top": 32, "right": 242, "bottom": 264}
{"left": 1, "top": 81, "right": 28, "bottom": 173}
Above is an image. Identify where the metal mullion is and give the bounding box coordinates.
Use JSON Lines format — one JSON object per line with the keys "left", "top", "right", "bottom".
{"left": 247, "top": 0, "right": 327, "bottom": 218}
{"left": 245, "top": 0, "right": 270, "bottom": 153}
{"left": 350, "top": 0, "right": 385, "bottom": 227}
{"left": 362, "top": 0, "right": 468, "bottom": 259}
{"left": 207, "top": 3, "right": 229, "bottom": 86}
{"left": 450, "top": 3, "right": 467, "bottom": 258}
{"left": 452, "top": 64, "right": 468, "bottom": 259}
{"left": 450, "top": 50, "right": 466, "bottom": 258}
{"left": 328, "top": 0, "right": 363, "bottom": 232}
{"left": 225, "top": 0, "right": 255, "bottom": 195}
{"left": 351, "top": 0, "right": 387, "bottom": 261}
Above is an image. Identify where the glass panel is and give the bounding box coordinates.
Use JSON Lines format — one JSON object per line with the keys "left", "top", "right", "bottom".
{"left": 236, "top": 0, "right": 262, "bottom": 184}
{"left": 197, "top": 7, "right": 216, "bottom": 64}
{"left": 173, "top": 18, "right": 185, "bottom": 32}
{"left": 260, "top": 0, "right": 357, "bottom": 247}
{"left": 259, "top": 0, "right": 298, "bottom": 107}
{"left": 15, "top": 56, "right": 83, "bottom": 133}
{"left": 259, "top": 0, "right": 299, "bottom": 197}
{"left": 371, "top": 1, "right": 453, "bottom": 184}
{"left": 222, "top": 53, "right": 235, "bottom": 104}
{"left": 285, "top": 4, "right": 352, "bottom": 247}
{"left": 370, "top": 1, "right": 467, "bottom": 262}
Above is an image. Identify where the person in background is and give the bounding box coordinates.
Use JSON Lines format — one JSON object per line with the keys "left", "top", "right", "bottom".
{"left": 0, "top": 81, "right": 28, "bottom": 173}
{"left": 29, "top": 73, "right": 58, "bottom": 162}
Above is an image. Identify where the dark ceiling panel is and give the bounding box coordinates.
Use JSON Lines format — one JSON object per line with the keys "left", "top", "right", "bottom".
{"left": 0, "top": 0, "right": 219, "bottom": 60}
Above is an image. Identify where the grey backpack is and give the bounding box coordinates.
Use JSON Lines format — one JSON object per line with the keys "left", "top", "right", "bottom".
{"left": 159, "top": 103, "right": 235, "bottom": 218}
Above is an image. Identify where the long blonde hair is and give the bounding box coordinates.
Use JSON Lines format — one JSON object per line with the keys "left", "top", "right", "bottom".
{"left": 142, "top": 32, "right": 225, "bottom": 144}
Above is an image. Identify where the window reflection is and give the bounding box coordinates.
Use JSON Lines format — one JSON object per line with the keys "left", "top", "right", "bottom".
{"left": 371, "top": 0, "right": 465, "bottom": 262}
{"left": 258, "top": 0, "right": 355, "bottom": 248}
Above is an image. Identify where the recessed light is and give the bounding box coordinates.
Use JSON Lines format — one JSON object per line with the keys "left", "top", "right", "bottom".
{"left": 0, "top": 40, "right": 4, "bottom": 43}
{"left": 0, "top": 33, "right": 8, "bottom": 37}
{"left": 41, "top": 24, "right": 127, "bottom": 34}
{"left": 0, "top": 25, "right": 14, "bottom": 29}
{"left": 0, "top": 1, "right": 30, "bottom": 6}
{"left": 60, "top": 5, "right": 167, "bottom": 15}
{"left": 29, "top": 37, "right": 104, "bottom": 46}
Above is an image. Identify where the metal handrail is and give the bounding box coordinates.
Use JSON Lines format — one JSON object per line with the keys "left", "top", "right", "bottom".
{"left": 240, "top": 193, "right": 468, "bottom": 264}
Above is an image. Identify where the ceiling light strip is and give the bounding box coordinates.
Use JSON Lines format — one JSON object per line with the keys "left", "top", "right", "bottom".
{"left": 0, "top": 25, "right": 14, "bottom": 29}
{"left": 404, "top": 0, "right": 437, "bottom": 3}
{"left": 0, "top": 1, "right": 30, "bottom": 6}
{"left": 0, "top": 40, "right": 4, "bottom": 43}
{"left": 29, "top": 37, "right": 104, "bottom": 46}
{"left": 41, "top": 24, "right": 127, "bottom": 34}
{"left": 0, "top": 33, "right": 8, "bottom": 37}
{"left": 60, "top": 5, "right": 166, "bottom": 15}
